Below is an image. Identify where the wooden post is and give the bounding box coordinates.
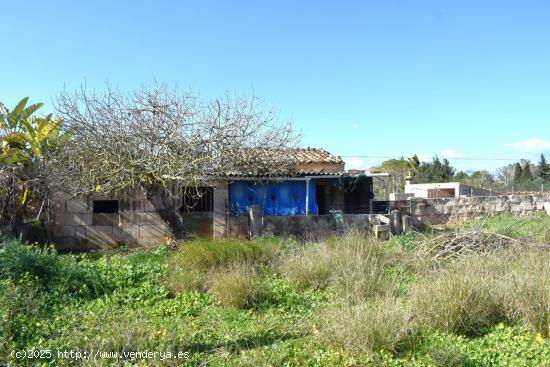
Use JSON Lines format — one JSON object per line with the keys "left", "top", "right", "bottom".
{"left": 248, "top": 205, "right": 263, "bottom": 238}
{"left": 391, "top": 210, "right": 402, "bottom": 235}
{"left": 402, "top": 214, "right": 411, "bottom": 232}
{"left": 305, "top": 178, "right": 310, "bottom": 215}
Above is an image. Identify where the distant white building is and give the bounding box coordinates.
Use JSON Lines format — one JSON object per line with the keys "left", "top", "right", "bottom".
{"left": 404, "top": 182, "right": 497, "bottom": 199}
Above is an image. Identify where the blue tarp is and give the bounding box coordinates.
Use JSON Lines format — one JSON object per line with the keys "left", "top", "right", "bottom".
{"left": 228, "top": 180, "right": 317, "bottom": 216}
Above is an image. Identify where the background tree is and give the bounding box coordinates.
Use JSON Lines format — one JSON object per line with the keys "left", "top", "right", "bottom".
{"left": 513, "top": 162, "right": 523, "bottom": 184}
{"left": 521, "top": 162, "right": 533, "bottom": 182}
{"left": 454, "top": 171, "right": 469, "bottom": 181}
{"left": 407, "top": 154, "right": 421, "bottom": 176}
{"left": 377, "top": 157, "right": 409, "bottom": 192}
{"left": 466, "top": 170, "right": 495, "bottom": 187}
{"left": 495, "top": 163, "right": 515, "bottom": 186}
{"left": 537, "top": 153, "right": 550, "bottom": 181}
{"left": 412, "top": 156, "right": 455, "bottom": 183}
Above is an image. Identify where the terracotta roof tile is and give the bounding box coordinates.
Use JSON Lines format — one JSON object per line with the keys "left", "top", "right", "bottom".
{"left": 284, "top": 147, "right": 344, "bottom": 164}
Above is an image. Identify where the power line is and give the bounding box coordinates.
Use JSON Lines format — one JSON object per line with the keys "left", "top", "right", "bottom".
{"left": 340, "top": 155, "right": 541, "bottom": 161}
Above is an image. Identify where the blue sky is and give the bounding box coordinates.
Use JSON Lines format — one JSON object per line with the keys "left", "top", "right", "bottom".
{"left": 2, "top": 0, "right": 549, "bottom": 172}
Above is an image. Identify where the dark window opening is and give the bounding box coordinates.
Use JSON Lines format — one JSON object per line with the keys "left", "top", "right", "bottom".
{"left": 93, "top": 200, "right": 119, "bottom": 213}
{"left": 343, "top": 179, "right": 374, "bottom": 214}
{"left": 181, "top": 187, "right": 213, "bottom": 213}
{"left": 428, "top": 188, "right": 455, "bottom": 198}
{"left": 372, "top": 201, "right": 390, "bottom": 214}
{"left": 316, "top": 185, "right": 326, "bottom": 214}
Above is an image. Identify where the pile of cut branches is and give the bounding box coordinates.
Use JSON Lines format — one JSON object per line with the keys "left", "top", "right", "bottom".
{"left": 416, "top": 227, "right": 550, "bottom": 260}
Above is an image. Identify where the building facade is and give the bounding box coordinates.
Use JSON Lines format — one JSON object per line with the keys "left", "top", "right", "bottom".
{"left": 48, "top": 148, "right": 387, "bottom": 250}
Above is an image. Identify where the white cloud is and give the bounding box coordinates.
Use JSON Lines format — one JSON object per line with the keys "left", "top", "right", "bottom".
{"left": 344, "top": 157, "right": 381, "bottom": 169}
{"left": 511, "top": 138, "right": 550, "bottom": 152}
{"left": 347, "top": 157, "right": 364, "bottom": 169}
{"left": 441, "top": 149, "right": 464, "bottom": 159}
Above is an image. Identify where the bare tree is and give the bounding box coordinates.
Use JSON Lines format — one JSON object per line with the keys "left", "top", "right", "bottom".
{"left": 495, "top": 164, "right": 515, "bottom": 185}
{"left": 53, "top": 83, "right": 301, "bottom": 197}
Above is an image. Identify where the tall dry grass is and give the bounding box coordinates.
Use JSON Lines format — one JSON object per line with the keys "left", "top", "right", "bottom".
{"left": 164, "top": 238, "right": 280, "bottom": 294}
{"left": 316, "top": 296, "right": 413, "bottom": 353}
{"left": 411, "top": 246, "right": 550, "bottom": 336}
{"left": 280, "top": 233, "right": 410, "bottom": 303}
{"left": 207, "top": 262, "right": 263, "bottom": 309}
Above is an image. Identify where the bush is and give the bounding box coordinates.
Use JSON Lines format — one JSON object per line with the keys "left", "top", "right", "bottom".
{"left": 412, "top": 248, "right": 550, "bottom": 336}
{"left": 0, "top": 279, "right": 42, "bottom": 352}
{"left": 280, "top": 233, "right": 407, "bottom": 302}
{"left": 279, "top": 243, "right": 333, "bottom": 291}
{"left": 0, "top": 240, "right": 109, "bottom": 297}
{"left": 501, "top": 249, "right": 550, "bottom": 336}
{"left": 328, "top": 236, "right": 404, "bottom": 303}
{"left": 316, "top": 296, "right": 413, "bottom": 353}
{"left": 176, "top": 237, "right": 278, "bottom": 270}
{"left": 207, "top": 262, "right": 263, "bottom": 309}
{"left": 165, "top": 237, "right": 280, "bottom": 294}
{"left": 411, "top": 261, "right": 505, "bottom": 336}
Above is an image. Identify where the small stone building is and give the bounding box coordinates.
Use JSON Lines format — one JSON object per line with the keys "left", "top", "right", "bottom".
{"left": 48, "top": 148, "right": 387, "bottom": 250}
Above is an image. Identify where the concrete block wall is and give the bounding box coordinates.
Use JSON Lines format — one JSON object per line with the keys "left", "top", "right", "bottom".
{"left": 48, "top": 185, "right": 220, "bottom": 251}
{"left": 410, "top": 194, "right": 550, "bottom": 226}
{"left": 48, "top": 189, "right": 171, "bottom": 251}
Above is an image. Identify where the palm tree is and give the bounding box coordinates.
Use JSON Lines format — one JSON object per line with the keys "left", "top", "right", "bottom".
{"left": 0, "top": 97, "right": 69, "bottom": 228}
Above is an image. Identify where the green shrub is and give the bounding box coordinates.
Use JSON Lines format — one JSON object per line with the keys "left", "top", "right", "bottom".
{"left": 501, "top": 249, "right": 550, "bottom": 336}
{"left": 411, "top": 263, "right": 505, "bottom": 336}
{"left": 328, "top": 236, "right": 403, "bottom": 302}
{"left": 22, "top": 221, "right": 49, "bottom": 245}
{"left": 280, "top": 233, "right": 407, "bottom": 302}
{"left": 176, "top": 237, "right": 278, "bottom": 270}
{"left": 0, "top": 240, "right": 110, "bottom": 297}
{"left": 316, "top": 296, "right": 413, "bottom": 353}
{"left": 0, "top": 278, "right": 42, "bottom": 352}
{"left": 165, "top": 237, "right": 280, "bottom": 294}
{"left": 207, "top": 262, "right": 263, "bottom": 309}
{"left": 412, "top": 248, "right": 550, "bottom": 336}
{"left": 280, "top": 244, "right": 333, "bottom": 291}
{"left": 0, "top": 240, "right": 62, "bottom": 282}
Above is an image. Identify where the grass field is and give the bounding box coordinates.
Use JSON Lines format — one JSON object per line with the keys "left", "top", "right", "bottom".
{"left": 460, "top": 212, "right": 550, "bottom": 243}
{"left": 1, "top": 214, "right": 549, "bottom": 366}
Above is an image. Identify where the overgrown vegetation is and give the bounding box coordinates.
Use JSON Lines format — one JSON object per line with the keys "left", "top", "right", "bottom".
{"left": 461, "top": 212, "right": 550, "bottom": 243}
{"left": 1, "top": 217, "right": 549, "bottom": 366}
{"left": 0, "top": 98, "right": 69, "bottom": 229}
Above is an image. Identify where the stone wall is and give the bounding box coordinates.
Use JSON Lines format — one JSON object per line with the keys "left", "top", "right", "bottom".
{"left": 263, "top": 214, "right": 380, "bottom": 239}
{"left": 409, "top": 194, "right": 550, "bottom": 226}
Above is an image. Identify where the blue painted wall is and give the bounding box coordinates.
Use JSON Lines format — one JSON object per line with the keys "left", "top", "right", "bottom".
{"left": 228, "top": 181, "right": 317, "bottom": 216}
